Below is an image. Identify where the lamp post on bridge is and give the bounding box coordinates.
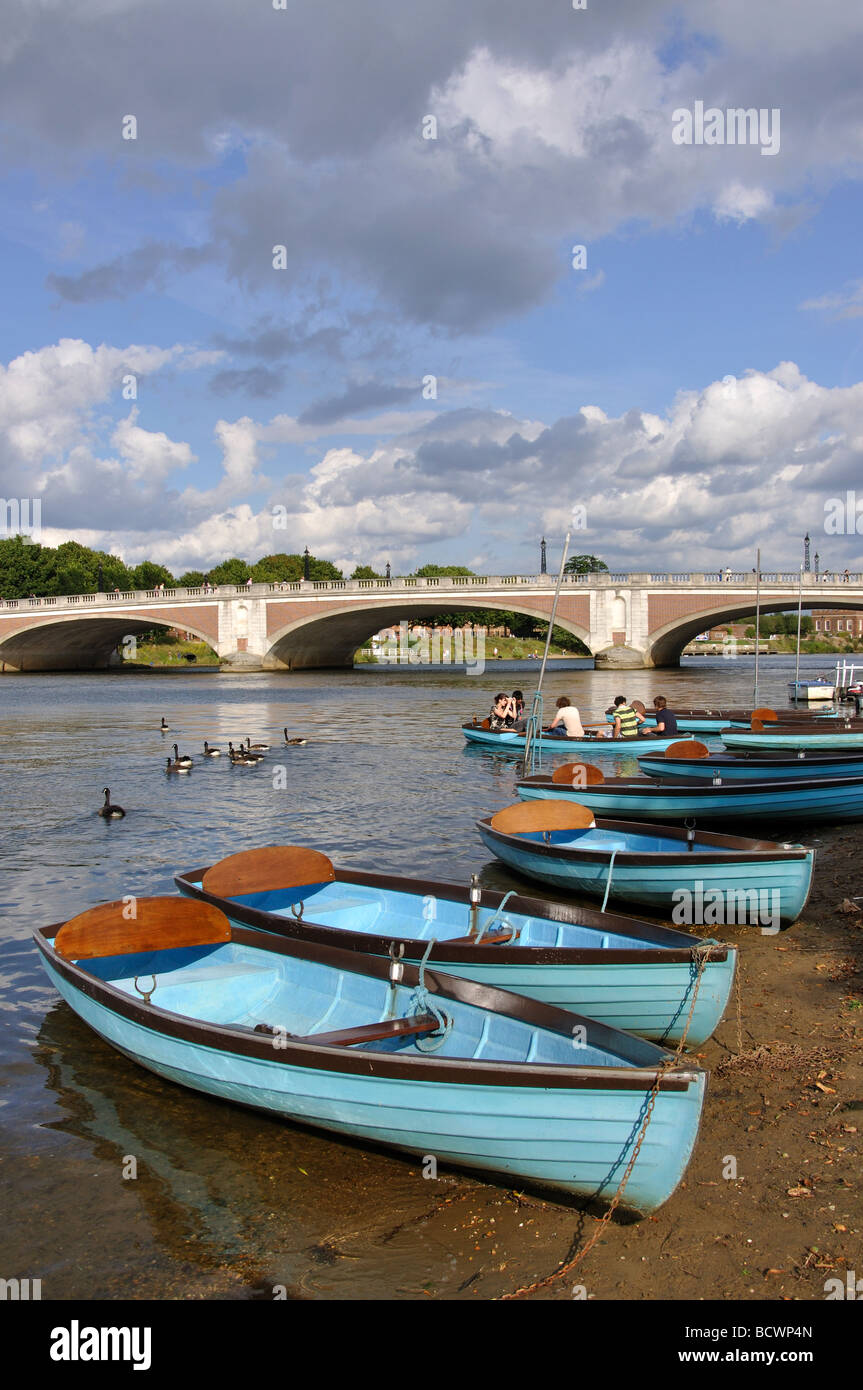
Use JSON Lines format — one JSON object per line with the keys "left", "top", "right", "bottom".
{"left": 540, "top": 537, "right": 547, "bottom": 575}
{"left": 303, "top": 546, "right": 311, "bottom": 581}
{"left": 814, "top": 551, "right": 820, "bottom": 577}
{"left": 804, "top": 533, "right": 810, "bottom": 573}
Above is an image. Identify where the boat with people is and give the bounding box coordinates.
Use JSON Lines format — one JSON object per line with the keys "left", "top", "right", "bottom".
{"left": 516, "top": 759, "right": 863, "bottom": 825}
{"left": 637, "top": 740, "right": 863, "bottom": 781}
{"left": 476, "top": 801, "right": 814, "bottom": 925}
{"left": 175, "top": 846, "right": 737, "bottom": 1045}
{"left": 606, "top": 705, "right": 841, "bottom": 735}
{"left": 34, "top": 894, "right": 708, "bottom": 1213}
{"left": 462, "top": 723, "right": 694, "bottom": 755}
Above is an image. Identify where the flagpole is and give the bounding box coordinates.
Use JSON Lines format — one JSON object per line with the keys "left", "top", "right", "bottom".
{"left": 523, "top": 530, "right": 571, "bottom": 775}
{"left": 753, "top": 548, "right": 761, "bottom": 706}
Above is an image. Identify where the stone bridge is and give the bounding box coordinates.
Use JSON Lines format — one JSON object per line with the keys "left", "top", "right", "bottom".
{"left": 1, "top": 569, "right": 861, "bottom": 672}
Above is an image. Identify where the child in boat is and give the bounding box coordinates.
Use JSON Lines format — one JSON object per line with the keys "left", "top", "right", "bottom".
{"left": 511, "top": 689, "right": 526, "bottom": 729}
{"left": 610, "top": 695, "right": 643, "bottom": 739}
{"left": 547, "top": 696, "right": 585, "bottom": 738}
{"left": 646, "top": 695, "right": 679, "bottom": 738}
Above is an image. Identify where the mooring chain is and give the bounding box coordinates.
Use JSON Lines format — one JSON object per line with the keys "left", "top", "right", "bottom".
{"left": 500, "top": 943, "right": 716, "bottom": 1301}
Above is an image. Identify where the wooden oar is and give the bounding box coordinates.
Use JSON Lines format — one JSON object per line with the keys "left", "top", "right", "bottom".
{"left": 54, "top": 897, "right": 231, "bottom": 960}
{"left": 489, "top": 801, "right": 596, "bottom": 834}
{"left": 202, "top": 845, "right": 336, "bottom": 899}
{"left": 551, "top": 762, "right": 604, "bottom": 785}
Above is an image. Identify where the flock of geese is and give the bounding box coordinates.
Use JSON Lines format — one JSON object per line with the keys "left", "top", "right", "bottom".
{"left": 97, "top": 718, "right": 309, "bottom": 819}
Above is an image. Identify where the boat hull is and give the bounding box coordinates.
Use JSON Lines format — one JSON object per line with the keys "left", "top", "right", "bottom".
{"left": 176, "top": 868, "right": 735, "bottom": 1046}
{"left": 463, "top": 725, "right": 688, "bottom": 755}
{"left": 477, "top": 820, "right": 814, "bottom": 925}
{"left": 721, "top": 730, "right": 863, "bottom": 750}
{"left": 517, "top": 772, "right": 863, "bottom": 824}
{"left": 637, "top": 749, "right": 863, "bottom": 781}
{"left": 35, "top": 932, "right": 706, "bottom": 1215}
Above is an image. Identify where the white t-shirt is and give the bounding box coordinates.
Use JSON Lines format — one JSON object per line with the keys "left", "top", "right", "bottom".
{"left": 553, "top": 706, "right": 585, "bottom": 737}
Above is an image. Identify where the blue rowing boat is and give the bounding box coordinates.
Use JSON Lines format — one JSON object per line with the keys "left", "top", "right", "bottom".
{"left": 175, "top": 848, "right": 736, "bottom": 1045}
{"left": 517, "top": 760, "right": 863, "bottom": 825}
{"left": 638, "top": 742, "right": 863, "bottom": 782}
{"left": 477, "top": 801, "right": 814, "bottom": 926}
{"left": 463, "top": 722, "right": 690, "bottom": 755}
{"left": 721, "top": 726, "right": 863, "bottom": 751}
{"left": 34, "top": 896, "right": 707, "bottom": 1214}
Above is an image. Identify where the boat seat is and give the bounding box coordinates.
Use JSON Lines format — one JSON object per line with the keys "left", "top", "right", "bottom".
{"left": 442, "top": 929, "right": 519, "bottom": 947}
{"left": 304, "top": 897, "right": 378, "bottom": 915}
{"left": 253, "top": 1014, "right": 440, "bottom": 1047}
{"left": 148, "top": 961, "right": 276, "bottom": 985}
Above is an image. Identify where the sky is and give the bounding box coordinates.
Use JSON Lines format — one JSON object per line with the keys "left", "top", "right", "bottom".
{"left": 2, "top": 0, "right": 863, "bottom": 577}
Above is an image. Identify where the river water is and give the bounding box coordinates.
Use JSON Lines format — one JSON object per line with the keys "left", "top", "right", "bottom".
{"left": 0, "top": 654, "right": 850, "bottom": 1299}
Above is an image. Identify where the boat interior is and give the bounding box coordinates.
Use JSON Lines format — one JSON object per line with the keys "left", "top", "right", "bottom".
{"left": 226, "top": 878, "right": 667, "bottom": 950}
{"left": 46, "top": 932, "right": 648, "bottom": 1069}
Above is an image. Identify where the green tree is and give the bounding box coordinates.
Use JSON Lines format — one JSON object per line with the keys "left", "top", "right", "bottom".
{"left": 351, "top": 564, "right": 382, "bottom": 580}
{"left": 0, "top": 536, "right": 56, "bottom": 597}
{"left": 412, "top": 563, "right": 476, "bottom": 577}
{"left": 130, "top": 561, "right": 175, "bottom": 590}
{"left": 563, "top": 554, "right": 608, "bottom": 575}
{"left": 177, "top": 570, "right": 206, "bottom": 588}
{"left": 207, "top": 557, "right": 251, "bottom": 586}
{"left": 308, "top": 556, "right": 344, "bottom": 581}
{"left": 249, "top": 553, "right": 344, "bottom": 583}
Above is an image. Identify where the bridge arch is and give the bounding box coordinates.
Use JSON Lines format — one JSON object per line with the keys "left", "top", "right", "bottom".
{"left": 0, "top": 614, "right": 217, "bottom": 672}
{"left": 648, "top": 598, "right": 863, "bottom": 667}
{"left": 264, "top": 598, "right": 593, "bottom": 670}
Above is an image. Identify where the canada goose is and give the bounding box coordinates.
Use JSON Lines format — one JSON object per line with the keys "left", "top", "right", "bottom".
{"left": 228, "top": 742, "right": 258, "bottom": 766}
{"left": 283, "top": 728, "right": 308, "bottom": 746}
{"left": 166, "top": 756, "right": 190, "bottom": 774}
{"left": 172, "top": 744, "right": 193, "bottom": 768}
{"left": 203, "top": 741, "right": 221, "bottom": 757}
{"left": 245, "top": 736, "right": 270, "bottom": 752}
{"left": 160, "top": 717, "right": 169, "bottom": 731}
{"left": 98, "top": 787, "right": 125, "bottom": 819}
{"left": 231, "top": 740, "right": 263, "bottom": 761}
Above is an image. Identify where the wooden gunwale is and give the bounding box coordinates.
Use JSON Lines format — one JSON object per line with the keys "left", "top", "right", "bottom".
{"left": 33, "top": 923, "right": 700, "bottom": 1092}
{"left": 174, "top": 866, "right": 730, "bottom": 967}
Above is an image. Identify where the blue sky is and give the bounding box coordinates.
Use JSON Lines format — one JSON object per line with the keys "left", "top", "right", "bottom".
{"left": 1, "top": 0, "right": 863, "bottom": 577}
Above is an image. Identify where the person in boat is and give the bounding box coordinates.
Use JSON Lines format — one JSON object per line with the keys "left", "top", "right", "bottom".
{"left": 489, "top": 693, "right": 515, "bottom": 729}
{"left": 510, "top": 689, "right": 526, "bottom": 729}
{"left": 547, "top": 696, "right": 585, "bottom": 738}
{"left": 645, "top": 695, "right": 678, "bottom": 738}
{"left": 610, "top": 695, "right": 643, "bottom": 739}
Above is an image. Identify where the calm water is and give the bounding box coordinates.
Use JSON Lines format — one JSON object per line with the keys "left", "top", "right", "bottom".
{"left": 0, "top": 655, "right": 850, "bottom": 1299}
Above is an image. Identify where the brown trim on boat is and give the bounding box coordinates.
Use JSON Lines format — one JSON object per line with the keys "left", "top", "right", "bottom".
{"left": 173, "top": 866, "right": 731, "bottom": 967}
{"left": 33, "top": 924, "right": 701, "bottom": 1093}
{"left": 517, "top": 773, "right": 863, "bottom": 797}
{"left": 476, "top": 816, "right": 812, "bottom": 866}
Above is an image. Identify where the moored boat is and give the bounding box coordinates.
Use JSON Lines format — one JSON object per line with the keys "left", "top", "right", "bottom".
{"left": 637, "top": 741, "right": 863, "bottom": 782}
{"left": 476, "top": 801, "right": 814, "bottom": 926}
{"left": 34, "top": 896, "right": 707, "bottom": 1214}
{"left": 721, "top": 723, "right": 863, "bottom": 751}
{"left": 175, "top": 847, "right": 737, "bottom": 1045}
{"left": 788, "top": 680, "right": 836, "bottom": 701}
{"left": 517, "top": 759, "right": 863, "bottom": 825}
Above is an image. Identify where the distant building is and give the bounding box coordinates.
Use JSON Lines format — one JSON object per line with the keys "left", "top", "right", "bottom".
{"left": 813, "top": 610, "right": 863, "bottom": 635}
